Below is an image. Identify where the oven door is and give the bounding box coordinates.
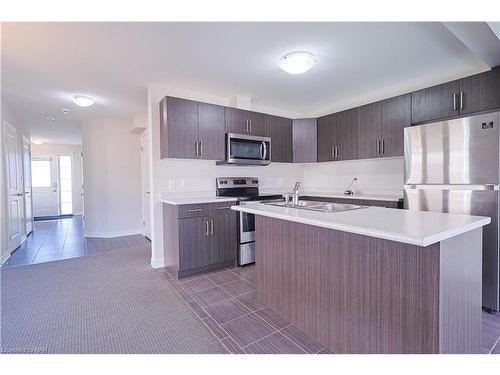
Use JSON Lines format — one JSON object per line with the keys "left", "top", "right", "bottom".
{"left": 227, "top": 133, "right": 271, "bottom": 165}
{"left": 239, "top": 208, "right": 256, "bottom": 243}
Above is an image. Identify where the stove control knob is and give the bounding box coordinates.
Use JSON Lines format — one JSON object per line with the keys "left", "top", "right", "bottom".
{"left": 252, "top": 180, "right": 258, "bottom": 184}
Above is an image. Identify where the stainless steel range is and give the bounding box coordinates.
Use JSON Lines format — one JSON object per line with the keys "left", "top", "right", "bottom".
{"left": 216, "top": 177, "right": 283, "bottom": 265}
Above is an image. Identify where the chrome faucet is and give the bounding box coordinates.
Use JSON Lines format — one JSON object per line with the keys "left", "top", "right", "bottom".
{"left": 344, "top": 177, "right": 358, "bottom": 196}
{"left": 283, "top": 181, "right": 301, "bottom": 206}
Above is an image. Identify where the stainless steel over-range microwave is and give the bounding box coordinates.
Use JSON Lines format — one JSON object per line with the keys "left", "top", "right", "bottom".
{"left": 218, "top": 133, "right": 271, "bottom": 166}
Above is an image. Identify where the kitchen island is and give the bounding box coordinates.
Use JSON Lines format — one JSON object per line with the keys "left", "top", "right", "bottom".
{"left": 231, "top": 203, "right": 491, "bottom": 354}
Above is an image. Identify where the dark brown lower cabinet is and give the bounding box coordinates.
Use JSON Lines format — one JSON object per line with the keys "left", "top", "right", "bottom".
{"left": 163, "top": 202, "right": 238, "bottom": 278}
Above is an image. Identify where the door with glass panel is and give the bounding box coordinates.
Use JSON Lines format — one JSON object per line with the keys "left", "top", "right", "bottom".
{"left": 58, "top": 155, "right": 73, "bottom": 215}
{"left": 31, "top": 157, "right": 59, "bottom": 217}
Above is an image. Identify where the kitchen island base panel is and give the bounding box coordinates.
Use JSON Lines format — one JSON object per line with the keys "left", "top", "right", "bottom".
{"left": 255, "top": 216, "right": 482, "bottom": 354}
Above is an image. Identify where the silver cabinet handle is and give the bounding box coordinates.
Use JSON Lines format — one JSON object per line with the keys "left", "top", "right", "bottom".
{"left": 187, "top": 208, "right": 202, "bottom": 213}
{"left": 249, "top": 119, "right": 252, "bottom": 133}
{"left": 381, "top": 139, "right": 385, "bottom": 154}
{"left": 376, "top": 140, "right": 380, "bottom": 155}
{"left": 206, "top": 220, "right": 210, "bottom": 236}
{"left": 195, "top": 141, "right": 199, "bottom": 156}
{"left": 331, "top": 145, "right": 335, "bottom": 159}
{"left": 453, "top": 93, "right": 457, "bottom": 111}
{"left": 199, "top": 141, "right": 202, "bottom": 156}
{"left": 335, "top": 146, "right": 339, "bottom": 159}
{"left": 210, "top": 219, "right": 214, "bottom": 236}
{"left": 460, "top": 91, "right": 464, "bottom": 110}
{"left": 245, "top": 119, "right": 249, "bottom": 132}
{"left": 216, "top": 206, "right": 231, "bottom": 210}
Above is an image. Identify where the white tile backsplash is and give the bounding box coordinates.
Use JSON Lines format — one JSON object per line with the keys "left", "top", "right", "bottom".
{"left": 153, "top": 156, "right": 404, "bottom": 196}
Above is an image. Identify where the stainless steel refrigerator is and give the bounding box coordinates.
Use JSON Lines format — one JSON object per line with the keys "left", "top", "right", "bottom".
{"left": 404, "top": 111, "right": 500, "bottom": 311}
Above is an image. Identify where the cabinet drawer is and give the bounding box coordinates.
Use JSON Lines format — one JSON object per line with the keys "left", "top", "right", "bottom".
{"left": 178, "top": 203, "right": 210, "bottom": 219}
{"left": 210, "top": 201, "right": 237, "bottom": 215}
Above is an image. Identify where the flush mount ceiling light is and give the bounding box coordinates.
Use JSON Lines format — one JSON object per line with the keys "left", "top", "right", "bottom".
{"left": 280, "top": 51, "right": 317, "bottom": 75}
{"left": 31, "top": 140, "right": 43, "bottom": 145}
{"left": 72, "top": 95, "right": 95, "bottom": 107}
{"left": 45, "top": 115, "right": 56, "bottom": 121}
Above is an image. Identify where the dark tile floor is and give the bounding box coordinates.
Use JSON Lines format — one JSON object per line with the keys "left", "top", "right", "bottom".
{"left": 1, "top": 216, "right": 150, "bottom": 268}
{"left": 159, "top": 265, "right": 331, "bottom": 354}
{"left": 159, "top": 265, "right": 500, "bottom": 354}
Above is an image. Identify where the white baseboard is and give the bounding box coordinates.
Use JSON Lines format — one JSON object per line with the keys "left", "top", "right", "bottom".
{"left": 84, "top": 228, "right": 143, "bottom": 238}
{"left": 0, "top": 252, "right": 10, "bottom": 266}
{"left": 150, "top": 257, "right": 165, "bottom": 269}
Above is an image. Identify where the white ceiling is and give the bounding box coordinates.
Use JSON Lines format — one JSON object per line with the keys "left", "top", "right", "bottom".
{"left": 2, "top": 22, "right": 498, "bottom": 144}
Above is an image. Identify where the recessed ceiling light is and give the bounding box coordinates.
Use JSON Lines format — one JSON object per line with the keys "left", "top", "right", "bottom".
{"left": 72, "top": 95, "right": 95, "bottom": 107}
{"left": 31, "top": 140, "right": 43, "bottom": 145}
{"left": 280, "top": 51, "right": 317, "bottom": 75}
{"left": 45, "top": 115, "right": 56, "bottom": 121}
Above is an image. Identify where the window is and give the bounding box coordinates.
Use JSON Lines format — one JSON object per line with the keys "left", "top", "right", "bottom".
{"left": 31, "top": 159, "right": 51, "bottom": 187}
{"left": 58, "top": 155, "right": 73, "bottom": 215}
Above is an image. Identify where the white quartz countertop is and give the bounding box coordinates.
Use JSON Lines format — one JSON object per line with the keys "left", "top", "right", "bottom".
{"left": 231, "top": 203, "right": 490, "bottom": 247}
{"left": 160, "top": 194, "right": 237, "bottom": 205}
{"left": 299, "top": 191, "right": 403, "bottom": 202}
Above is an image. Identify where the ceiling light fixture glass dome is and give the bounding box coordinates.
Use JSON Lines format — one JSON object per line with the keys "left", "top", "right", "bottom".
{"left": 280, "top": 51, "right": 317, "bottom": 75}
{"left": 72, "top": 95, "right": 95, "bottom": 107}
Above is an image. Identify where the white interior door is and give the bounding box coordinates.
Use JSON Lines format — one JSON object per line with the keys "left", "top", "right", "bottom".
{"left": 32, "top": 157, "right": 59, "bottom": 217}
{"left": 4, "top": 121, "right": 23, "bottom": 251}
{"left": 141, "top": 131, "right": 151, "bottom": 239}
{"left": 23, "top": 137, "right": 33, "bottom": 234}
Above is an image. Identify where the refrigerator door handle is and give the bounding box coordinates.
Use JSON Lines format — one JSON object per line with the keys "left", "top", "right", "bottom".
{"left": 404, "top": 184, "right": 499, "bottom": 191}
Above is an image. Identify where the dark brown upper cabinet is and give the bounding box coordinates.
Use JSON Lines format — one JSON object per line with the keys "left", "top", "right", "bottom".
{"left": 381, "top": 93, "right": 411, "bottom": 157}
{"left": 411, "top": 80, "right": 460, "bottom": 124}
{"left": 160, "top": 96, "right": 199, "bottom": 159}
{"left": 411, "top": 67, "right": 500, "bottom": 124}
{"left": 266, "top": 115, "right": 293, "bottom": 163}
{"left": 225, "top": 107, "right": 267, "bottom": 136}
{"left": 160, "top": 96, "right": 225, "bottom": 160}
{"left": 317, "top": 109, "right": 358, "bottom": 162}
{"left": 317, "top": 113, "right": 337, "bottom": 162}
{"left": 357, "top": 102, "right": 382, "bottom": 159}
{"left": 459, "top": 67, "right": 500, "bottom": 115}
{"left": 292, "top": 118, "right": 317, "bottom": 163}
{"left": 197, "top": 102, "right": 226, "bottom": 160}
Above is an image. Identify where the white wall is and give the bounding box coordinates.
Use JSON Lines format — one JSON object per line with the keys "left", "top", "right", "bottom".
{"left": 1, "top": 101, "right": 31, "bottom": 262}
{"left": 82, "top": 117, "right": 142, "bottom": 238}
{"left": 302, "top": 157, "right": 404, "bottom": 195}
{"left": 31, "top": 143, "right": 84, "bottom": 215}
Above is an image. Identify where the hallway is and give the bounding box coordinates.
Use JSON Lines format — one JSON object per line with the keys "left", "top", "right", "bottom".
{"left": 2, "top": 216, "right": 150, "bottom": 268}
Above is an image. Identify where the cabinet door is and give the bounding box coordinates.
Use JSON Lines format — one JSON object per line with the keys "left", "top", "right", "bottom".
{"left": 210, "top": 205, "right": 237, "bottom": 265}
{"left": 337, "top": 109, "right": 359, "bottom": 161}
{"left": 225, "top": 107, "right": 248, "bottom": 134}
{"left": 381, "top": 94, "right": 411, "bottom": 157}
{"left": 317, "top": 114, "right": 336, "bottom": 162}
{"left": 293, "top": 118, "right": 317, "bottom": 163}
{"left": 178, "top": 216, "right": 211, "bottom": 271}
{"left": 248, "top": 111, "right": 267, "bottom": 136}
{"left": 160, "top": 97, "right": 199, "bottom": 159}
{"left": 411, "top": 80, "right": 460, "bottom": 124}
{"left": 267, "top": 115, "right": 293, "bottom": 162}
{"left": 460, "top": 67, "right": 500, "bottom": 115}
{"left": 198, "top": 102, "right": 225, "bottom": 160}
{"left": 357, "top": 102, "right": 381, "bottom": 159}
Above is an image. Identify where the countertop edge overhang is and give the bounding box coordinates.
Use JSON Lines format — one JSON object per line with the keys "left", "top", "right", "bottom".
{"left": 231, "top": 204, "right": 491, "bottom": 247}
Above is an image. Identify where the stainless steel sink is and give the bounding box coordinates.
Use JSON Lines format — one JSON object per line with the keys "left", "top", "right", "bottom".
{"left": 264, "top": 200, "right": 367, "bottom": 213}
